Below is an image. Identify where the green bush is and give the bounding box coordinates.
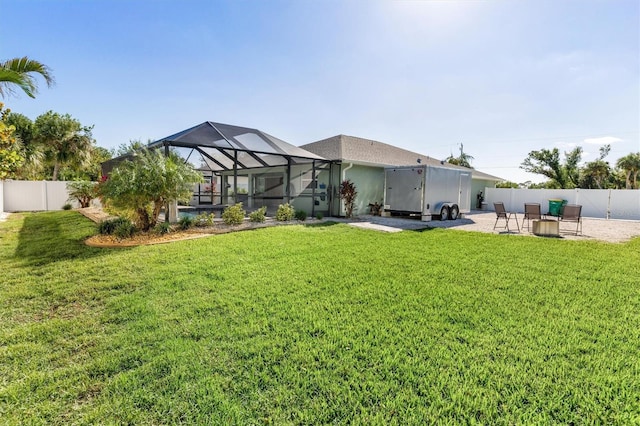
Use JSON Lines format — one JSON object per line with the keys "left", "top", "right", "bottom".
{"left": 316, "top": 212, "right": 324, "bottom": 220}
{"left": 66, "top": 181, "right": 97, "bottom": 208}
{"left": 249, "top": 206, "right": 267, "bottom": 223}
{"left": 98, "top": 217, "right": 134, "bottom": 235}
{"left": 178, "top": 215, "right": 194, "bottom": 230}
{"left": 62, "top": 203, "right": 72, "bottom": 210}
{"left": 194, "top": 212, "right": 215, "bottom": 227}
{"left": 222, "top": 203, "right": 246, "bottom": 225}
{"left": 113, "top": 220, "right": 136, "bottom": 239}
{"left": 275, "top": 203, "right": 295, "bottom": 221}
{"left": 154, "top": 221, "right": 172, "bottom": 235}
{"left": 294, "top": 209, "right": 307, "bottom": 221}
{"left": 98, "top": 149, "right": 203, "bottom": 231}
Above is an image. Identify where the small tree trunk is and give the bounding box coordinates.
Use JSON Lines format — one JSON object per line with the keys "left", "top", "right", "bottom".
{"left": 151, "top": 200, "right": 164, "bottom": 228}
{"left": 136, "top": 208, "right": 151, "bottom": 231}
{"left": 52, "top": 162, "right": 60, "bottom": 181}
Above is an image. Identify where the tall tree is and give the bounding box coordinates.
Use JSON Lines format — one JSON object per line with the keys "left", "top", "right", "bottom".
{"left": 580, "top": 145, "right": 612, "bottom": 189}
{"left": 33, "top": 111, "right": 95, "bottom": 181}
{"left": 113, "top": 139, "right": 147, "bottom": 157}
{"left": 5, "top": 112, "right": 45, "bottom": 179}
{"left": 616, "top": 152, "right": 640, "bottom": 189}
{"left": 0, "top": 57, "right": 54, "bottom": 98}
{"left": 520, "top": 147, "right": 582, "bottom": 188}
{"left": 445, "top": 143, "right": 474, "bottom": 168}
{"left": 56, "top": 146, "right": 112, "bottom": 181}
{"left": 0, "top": 103, "right": 24, "bottom": 179}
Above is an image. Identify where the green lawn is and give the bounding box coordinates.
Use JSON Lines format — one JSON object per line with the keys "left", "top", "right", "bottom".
{"left": 1, "top": 211, "right": 639, "bottom": 425}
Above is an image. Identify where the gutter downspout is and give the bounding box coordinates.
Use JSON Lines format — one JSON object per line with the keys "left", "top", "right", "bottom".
{"left": 342, "top": 162, "right": 353, "bottom": 182}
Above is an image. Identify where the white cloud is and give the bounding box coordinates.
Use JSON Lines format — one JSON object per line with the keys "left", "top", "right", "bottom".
{"left": 583, "top": 136, "right": 623, "bottom": 145}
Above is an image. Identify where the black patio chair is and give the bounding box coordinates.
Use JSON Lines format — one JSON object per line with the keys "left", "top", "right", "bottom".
{"left": 493, "top": 202, "right": 519, "bottom": 233}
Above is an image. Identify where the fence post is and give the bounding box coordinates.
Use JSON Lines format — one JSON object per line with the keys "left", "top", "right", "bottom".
{"left": 607, "top": 189, "right": 611, "bottom": 220}
{"left": 509, "top": 188, "right": 513, "bottom": 211}
{"left": 42, "top": 181, "right": 48, "bottom": 211}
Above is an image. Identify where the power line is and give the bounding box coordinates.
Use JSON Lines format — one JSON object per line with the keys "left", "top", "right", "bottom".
{"left": 427, "top": 130, "right": 640, "bottom": 148}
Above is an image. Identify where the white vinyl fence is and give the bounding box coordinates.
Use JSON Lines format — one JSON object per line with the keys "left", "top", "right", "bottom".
{"left": 485, "top": 188, "right": 640, "bottom": 220}
{"left": 0, "top": 180, "right": 100, "bottom": 213}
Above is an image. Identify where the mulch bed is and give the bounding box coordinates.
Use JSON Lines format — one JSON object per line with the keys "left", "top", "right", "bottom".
{"left": 83, "top": 213, "right": 313, "bottom": 248}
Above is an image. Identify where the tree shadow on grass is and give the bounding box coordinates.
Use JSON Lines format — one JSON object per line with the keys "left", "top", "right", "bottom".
{"left": 409, "top": 226, "right": 437, "bottom": 233}
{"left": 15, "top": 212, "right": 117, "bottom": 266}
{"left": 303, "top": 221, "right": 342, "bottom": 228}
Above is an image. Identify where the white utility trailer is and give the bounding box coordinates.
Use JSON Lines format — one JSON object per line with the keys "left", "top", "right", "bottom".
{"left": 383, "top": 165, "right": 472, "bottom": 221}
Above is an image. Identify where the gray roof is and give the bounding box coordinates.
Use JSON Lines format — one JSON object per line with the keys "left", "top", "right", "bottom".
{"left": 301, "top": 135, "right": 440, "bottom": 167}
{"left": 301, "top": 135, "right": 504, "bottom": 181}
{"left": 468, "top": 169, "right": 504, "bottom": 181}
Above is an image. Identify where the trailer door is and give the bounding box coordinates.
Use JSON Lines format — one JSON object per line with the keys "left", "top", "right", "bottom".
{"left": 385, "top": 168, "right": 423, "bottom": 212}
{"left": 458, "top": 172, "right": 471, "bottom": 212}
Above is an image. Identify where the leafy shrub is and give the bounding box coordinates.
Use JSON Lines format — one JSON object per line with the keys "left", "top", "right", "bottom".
{"left": 102, "top": 204, "right": 137, "bottom": 224}
{"left": 249, "top": 206, "right": 267, "bottom": 223}
{"left": 275, "top": 203, "right": 295, "bottom": 221}
{"left": 113, "top": 220, "right": 136, "bottom": 239}
{"left": 316, "top": 212, "right": 324, "bottom": 220}
{"left": 98, "top": 217, "right": 134, "bottom": 235}
{"left": 99, "top": 149, "right": 203, "bottom": 231}
{"left": 62, "top": 203, "right": 72, "bottom": 210}
{"left": 294, "top": 209, "right": 307, "bottom": 221}
{"left": 222, "top": 203, "right": 246, "bottom": 225}
{"left": 194, "top": 212, "right": 215, "bottom": 227}
{"left": 178, "top": 215, "right": 194, "bottom": 230}
{"left": 67, "top": 181, "right": 97, "bottom": 208}
{"left": 339, "top": 179, "right": 358, "bottom": 218}
{"left": 154, "top": 222, "right": 172, "bottom": 235}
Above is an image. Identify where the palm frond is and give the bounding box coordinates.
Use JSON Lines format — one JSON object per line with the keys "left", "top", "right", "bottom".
{"left": 1, "top": 57, "right": 54, "bottom": 86}
{"left": 0, "top": 69, "right": 35, "bottom": 98}
{"left": 0, "top": 56, "right": 55, "bottom": 98}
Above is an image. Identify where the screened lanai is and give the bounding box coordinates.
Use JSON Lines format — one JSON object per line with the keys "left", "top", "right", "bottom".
{"left": 144, "top": 122, "right": 337, "bottom": 217}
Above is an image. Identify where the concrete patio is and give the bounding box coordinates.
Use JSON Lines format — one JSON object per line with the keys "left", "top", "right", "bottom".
{"left": 347, "top": 211, "right": 640, "bottom": 243}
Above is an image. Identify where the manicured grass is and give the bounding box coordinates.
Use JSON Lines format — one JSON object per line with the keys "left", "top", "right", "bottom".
{"left": 1, "top": 211, "right": 639, "bottom": 424}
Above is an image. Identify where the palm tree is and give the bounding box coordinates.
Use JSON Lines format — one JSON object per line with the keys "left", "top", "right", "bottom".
{"left": 0, "top": 57, "right": 54, "bottom": 98}
{"left": 616, "top": 152, "right": 640, "bottom": 189}
{"left": 580, "top": 145, "right": 612, "bottom": 189}
{"left": 581, "top": 160, "right": 611, "bottom": 189}
{"left": 34, "top": 111, "right": 94, "bottom": 181}
{"left": 445, "top": 143, "right": 474, "bottom": 168}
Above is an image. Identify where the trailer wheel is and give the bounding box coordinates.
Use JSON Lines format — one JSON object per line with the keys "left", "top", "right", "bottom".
{"left": 440, "top": 206, "right": 449, "bottom": 221}
{"left": 449, "top": 205, "right": 459, "bottom": 220}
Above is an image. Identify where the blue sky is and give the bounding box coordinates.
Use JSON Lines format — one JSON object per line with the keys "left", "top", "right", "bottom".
{"left": 2, "top": 0, "right": 638, "bottom": 183}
